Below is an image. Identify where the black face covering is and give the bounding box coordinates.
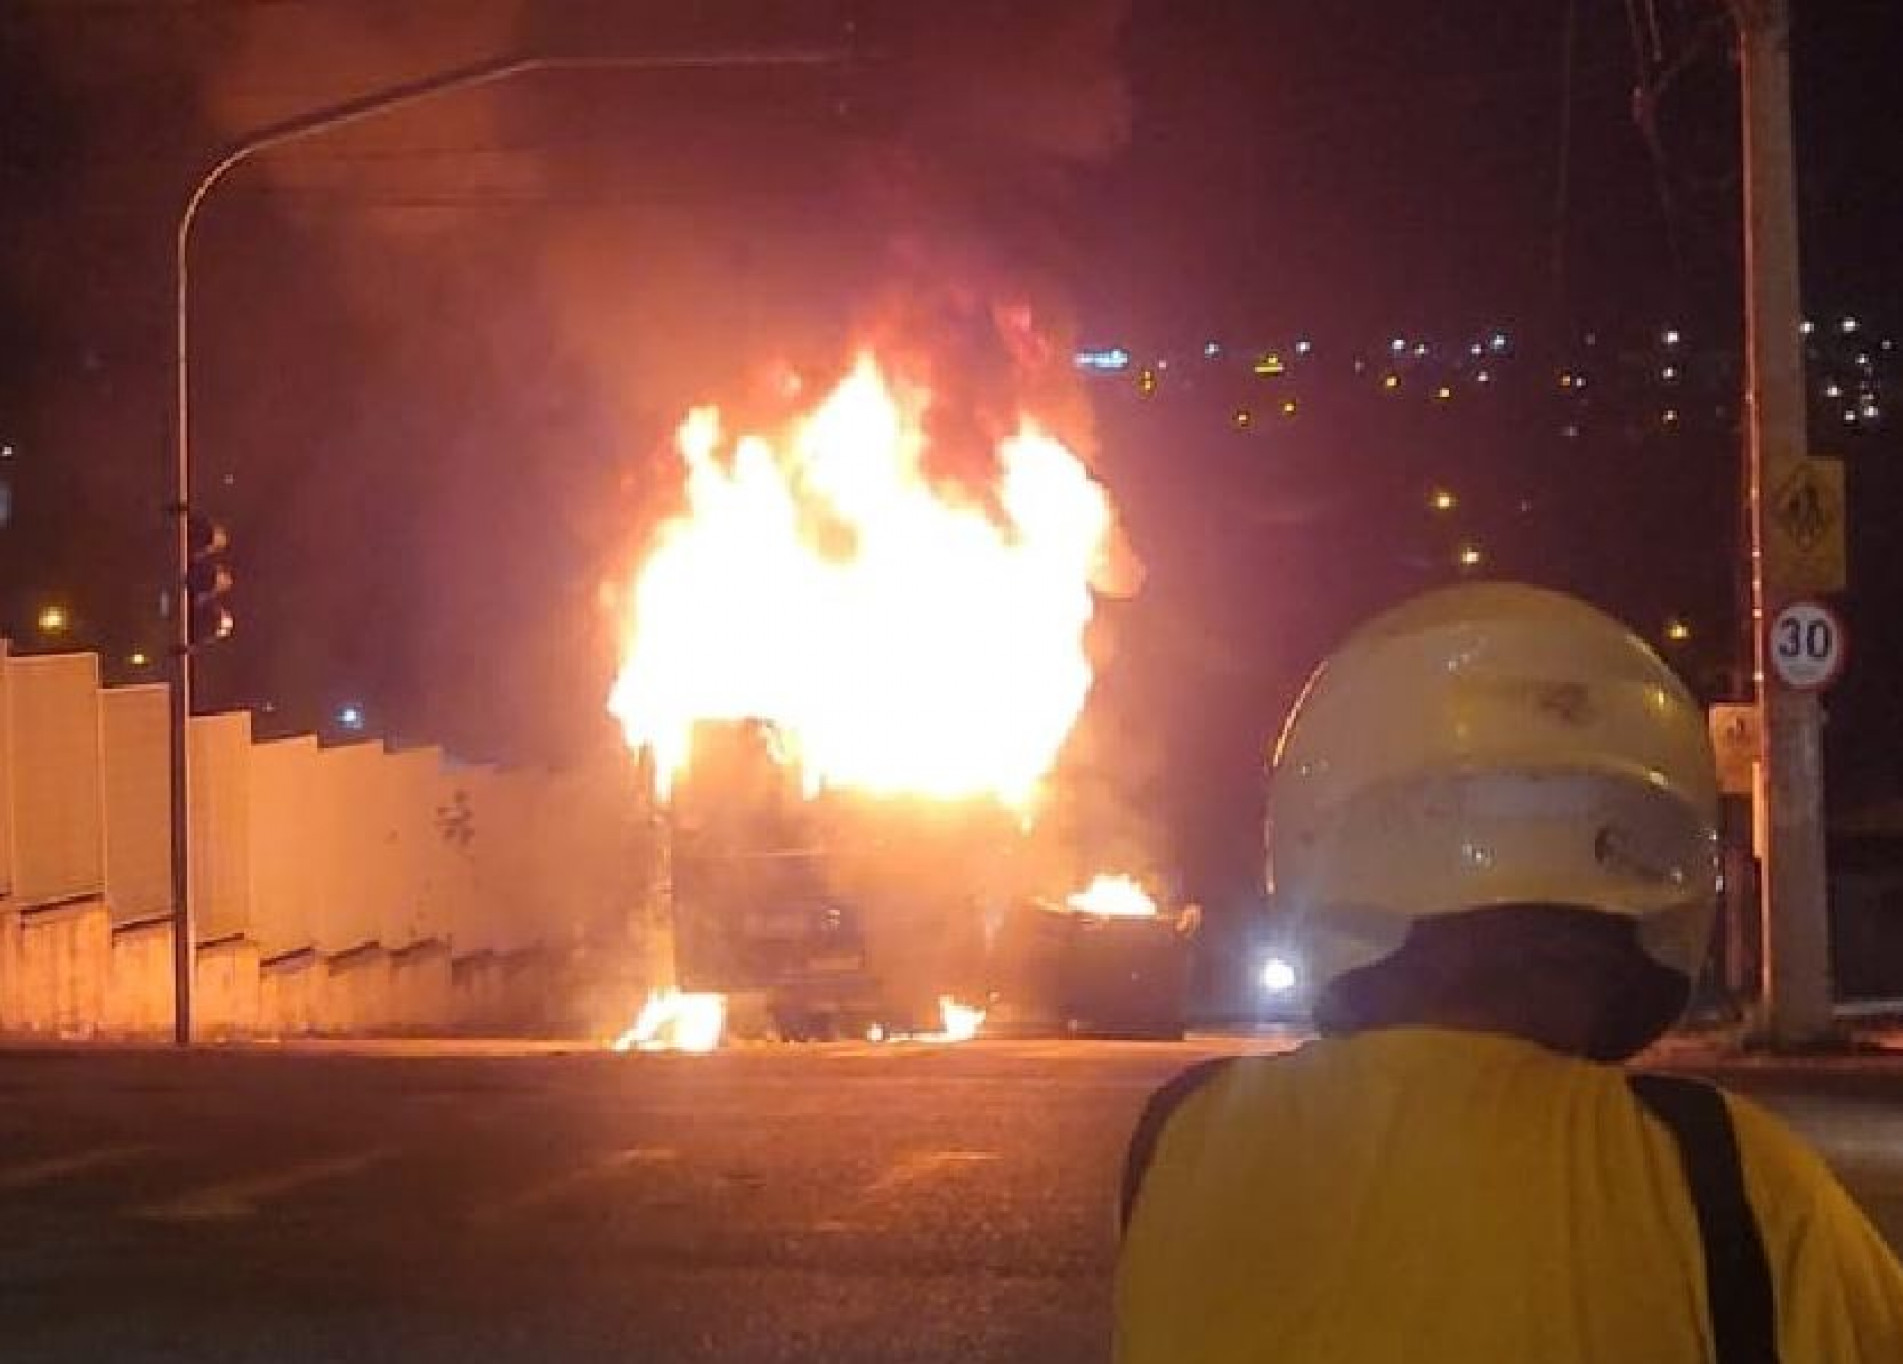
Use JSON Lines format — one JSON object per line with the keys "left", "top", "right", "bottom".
{"left": 1315, "top": 905, "right": 1693, "bottom": 1062}
{"left": 1581, "top": 948, "right": 1691, "bottom": 1063}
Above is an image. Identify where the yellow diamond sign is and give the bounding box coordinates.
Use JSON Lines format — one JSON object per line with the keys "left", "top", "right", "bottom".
{"left": 1769, "top": 457, "right": 1846, "bottom": 594}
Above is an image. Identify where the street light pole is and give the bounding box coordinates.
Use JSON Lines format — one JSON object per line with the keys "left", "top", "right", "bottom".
{"left": 169, "top": 47, "right": 845, "bottom": 1045}
{"left": 1730, "top": 0, "right": 1834, "bottom": 1047}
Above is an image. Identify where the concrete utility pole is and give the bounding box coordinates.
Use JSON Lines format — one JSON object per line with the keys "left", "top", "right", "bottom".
{"left": 1732, "top": 0, "right": 1835, "bottom": 1047}
{"left": 169, "top": 46, "right": 844, "bottom": 1045}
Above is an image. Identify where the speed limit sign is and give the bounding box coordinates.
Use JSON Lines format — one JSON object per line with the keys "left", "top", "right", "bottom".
{"left": 1770, "top": 599, "right": 1847, "bottom": 691}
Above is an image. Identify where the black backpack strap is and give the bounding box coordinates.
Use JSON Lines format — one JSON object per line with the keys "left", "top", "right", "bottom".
{"left": 1627, "top": 1073, "right": 1780, "bottom": 1364}
{"left": 1120, "top": 1056, "right": 1239, "bottom": 1232}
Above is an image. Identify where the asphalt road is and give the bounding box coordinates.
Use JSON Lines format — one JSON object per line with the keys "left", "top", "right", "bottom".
{"left": 2, "top": 1038, "right": 1902, "bottom": 1363}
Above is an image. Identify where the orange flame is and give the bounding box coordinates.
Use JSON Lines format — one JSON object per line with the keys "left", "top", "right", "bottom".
{"left": 1066, "top": 872, "right": 1159, "bottom": 918}
{"left": 608, "top": 353, "right": 1116, "bottom": 814}
{"left": 611, "top": 989, "right": 727, "bottom": 1053}
{"left": 930, "top": 995, "right": 988, "bottom": 1042}
{"left": 866, "top": 995, "right": 988, "bottom": 1045}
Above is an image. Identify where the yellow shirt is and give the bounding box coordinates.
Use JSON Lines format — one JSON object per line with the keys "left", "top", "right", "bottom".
{"left": 1116, "top": 1028, "right": 1903, "bottom": 1362}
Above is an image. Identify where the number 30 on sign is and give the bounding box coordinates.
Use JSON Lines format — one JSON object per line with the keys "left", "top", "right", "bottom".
{"left": 1770, "top": 599, "right": 1847, "bottom": 692}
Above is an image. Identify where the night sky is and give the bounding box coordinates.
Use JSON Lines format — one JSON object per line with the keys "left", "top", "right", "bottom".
{"left": 1, "top": 0, "right": 1899, "bottom": 913}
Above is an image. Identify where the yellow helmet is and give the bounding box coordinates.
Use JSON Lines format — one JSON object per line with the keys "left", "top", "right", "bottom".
{"left": 1266, "top": 582, "right": 1721, "bottom": 1000}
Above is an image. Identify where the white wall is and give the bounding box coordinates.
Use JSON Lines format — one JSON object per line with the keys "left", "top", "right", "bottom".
{"left": 6, "top": 644, "right": 652, "bottom": 967}
{"left": 99, "top": 685, "right": 171, "bottom": 925}
{"left": 5, "top": 652, "right": 105, "bottom": 906}
{"left": 0, "top": 639, "right": 13, "bottom": 897}
{"left": 248, "top": 734, "right": 319, "bottom": 959}
{"left": 190, "top": 711, "right": 253, "bottom": 943}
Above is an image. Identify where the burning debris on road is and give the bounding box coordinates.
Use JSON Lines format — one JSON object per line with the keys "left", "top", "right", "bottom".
{"left": 1065, "top": 872, "right": 1161, "bottom": 919}
{"left": 611, "top": 989, "right": 727, "bottom": 1054}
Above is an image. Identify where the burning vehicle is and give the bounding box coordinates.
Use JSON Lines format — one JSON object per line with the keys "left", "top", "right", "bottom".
{"left": 986, "top": 876, "right": 1201, "bottom": 1041}
{"left": 655, "top": 722, "right": 1197, "bottom": 1042}
{"left": 603, "top": 345, "right": 1189, "bottom": 1046}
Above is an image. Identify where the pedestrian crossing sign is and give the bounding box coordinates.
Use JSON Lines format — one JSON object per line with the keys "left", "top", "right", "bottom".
{"left": 1769, "top": 456, "right": 1846, "bottom": 594}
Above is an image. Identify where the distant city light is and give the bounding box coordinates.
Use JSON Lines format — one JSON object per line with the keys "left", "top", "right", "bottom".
{"left": 129, "top": 651, "right": 151, "bottom": 667}
{"left": 1799, "top": 320, "right": 1816, "bottom": 336}
{"left": 36, "top": 604, "right": 69, "bottom": 635}
{"left": 337, "top": 703, "right": 366, "bottom": 732}
{"left": 1456, "top": 543, "right": 1484, "bottom": 570}
{"left": 0, "top": 442, "right": 14, "bottom": 459}
{"left": 1429, "top": 488, "right": 1458, "bottom": 513}
{"left": 1080, "top": 321, "right": 1889, "bottom": 488}
{"left": 1073, "top": 346, "right": 1131, "bottom": 372}
{"left": 1665, "top": 619, "right": 1692, "bottom": 644}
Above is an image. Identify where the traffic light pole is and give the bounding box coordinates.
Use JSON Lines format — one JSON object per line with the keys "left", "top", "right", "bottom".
{"left": 1733, "top": 0, "right": 1835, "bottom": 1047}
{"left": 169, "top": 46, "right": 845, "bottom": 1046}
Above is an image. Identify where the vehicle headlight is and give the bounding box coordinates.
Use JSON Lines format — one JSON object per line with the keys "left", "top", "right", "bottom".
{"left": 1260, "top": 956, "right": 1298, "bottom": 994}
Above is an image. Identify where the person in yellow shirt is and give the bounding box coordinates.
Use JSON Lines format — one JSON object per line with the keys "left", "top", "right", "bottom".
{"left": 1116, "top": 582, "right": 1903, "bottom": 1363}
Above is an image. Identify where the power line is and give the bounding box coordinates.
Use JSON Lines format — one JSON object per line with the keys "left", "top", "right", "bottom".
{"left": 1620, "top": 0, "right": 1735, "bottom": 313}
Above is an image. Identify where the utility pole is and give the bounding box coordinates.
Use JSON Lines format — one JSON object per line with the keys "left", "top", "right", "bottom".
{"left": 1733, "top": 0, "right": 1835, "bottom": 1047}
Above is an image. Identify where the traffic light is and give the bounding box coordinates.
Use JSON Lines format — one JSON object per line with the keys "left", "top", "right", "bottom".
{"left": 185, "top": 514, "right": 234, "bottom": 645}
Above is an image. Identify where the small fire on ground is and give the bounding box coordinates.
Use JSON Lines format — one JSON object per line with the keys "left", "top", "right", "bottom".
{"left": 866, "top": 995, "right": 988, "bottom": 1045}
{"left": 1066, "top": 872, "right": 1160, "bottom": 918}
{"left": 611, "top": 989, "right": 727, "bottom": 1054}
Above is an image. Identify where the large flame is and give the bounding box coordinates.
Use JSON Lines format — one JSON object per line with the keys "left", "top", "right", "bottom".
{"left": 608, "top": 353, "right": 1116, "bottom": 813}
{"left": 1066, "top": 873, "right": 1159, "bottom": 918}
